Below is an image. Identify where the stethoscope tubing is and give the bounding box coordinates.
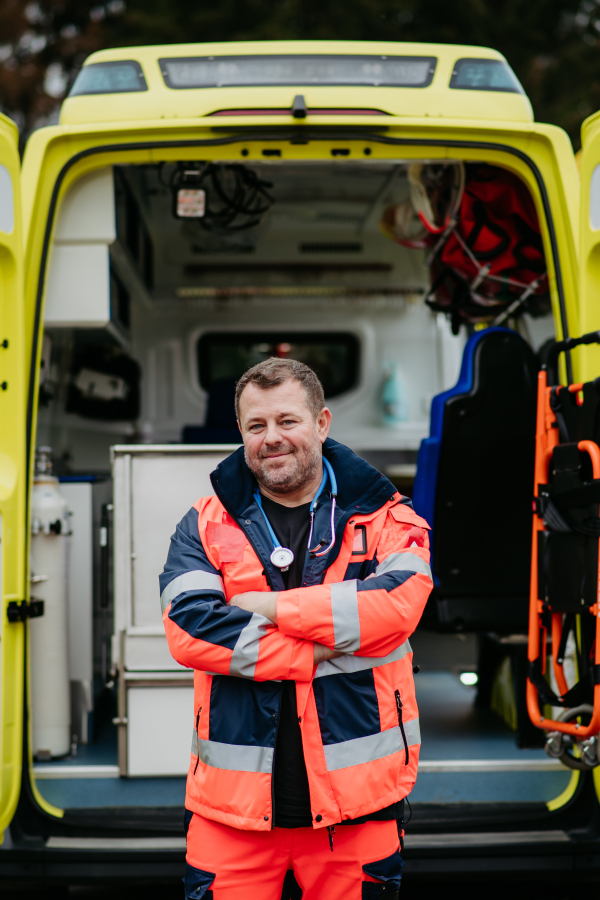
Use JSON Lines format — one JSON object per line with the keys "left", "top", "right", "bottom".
{"left": 253, "top": 457, "right": 338, "bottom": 569}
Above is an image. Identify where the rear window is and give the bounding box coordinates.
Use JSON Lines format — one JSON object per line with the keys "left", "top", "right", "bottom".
{"left": 160, "top": 55, "right": 437, "bottom": 90}
{"left": 197, "top": 332, "right": 360, "bottom": 399}
{"left": 449, "top": 58, "right": 523, "bottom": 94}
{"left": 69, "top": 61, "right": 148, "bottom": 96}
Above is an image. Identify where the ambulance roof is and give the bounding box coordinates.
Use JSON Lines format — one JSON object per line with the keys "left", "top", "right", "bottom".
{"left": 59, "top": 40, "right": 533, "bottom": 127}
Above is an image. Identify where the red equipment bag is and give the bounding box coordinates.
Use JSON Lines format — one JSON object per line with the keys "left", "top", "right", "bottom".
{"left": 428, "top": 164, "right": 549, "bottom": 332}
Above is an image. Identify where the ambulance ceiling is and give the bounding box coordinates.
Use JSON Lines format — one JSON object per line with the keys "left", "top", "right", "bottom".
{"left": 117, "top": 162, "right": 429, "bottom": 298}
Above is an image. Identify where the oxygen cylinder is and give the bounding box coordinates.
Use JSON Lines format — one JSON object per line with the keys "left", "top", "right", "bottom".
{"left": 30, "top": 446, "right": 71, "bottom": 758}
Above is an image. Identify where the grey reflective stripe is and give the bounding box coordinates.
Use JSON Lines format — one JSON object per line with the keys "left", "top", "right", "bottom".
{"left": 160, "top": 569, "right": 224, "bottom": 612}
{"left": 323, "top": 719, "right": 421, "bottom": 772}
{"left": 404, "top": 716, "right": 421, "bottom": 747}
{"left": 191, "top": 732, "right": 273, "bottom": 773}
{"left": 330, "top": 580, "right": 360, "bottom": 652}
{"left": 229, "top": 612, "right": 271, "bottom": 679}
{"left": 375, "top": 552, "right": 432, "bottom": 581}
{"left": 314, "top": 639, "right": 412, "bottom": 678}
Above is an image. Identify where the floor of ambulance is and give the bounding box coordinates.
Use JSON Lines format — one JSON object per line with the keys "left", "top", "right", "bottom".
{"left": 33, "top": 635, "right": 571, "bottom": 812}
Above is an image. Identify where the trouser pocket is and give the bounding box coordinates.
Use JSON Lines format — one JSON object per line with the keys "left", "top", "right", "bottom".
{"left": 183, "top": 862, "right": 216, "bottom": 900}
{"left": 362, "top": 848, "right": 404, "bottom": 898}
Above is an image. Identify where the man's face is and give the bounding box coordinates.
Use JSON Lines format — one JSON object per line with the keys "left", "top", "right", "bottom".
{"left": 238, "top": 379, "right": 331, "bottom": 494}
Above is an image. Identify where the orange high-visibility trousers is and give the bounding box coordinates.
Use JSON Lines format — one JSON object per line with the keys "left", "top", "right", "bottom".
{"left": 185, "top": 814, "right": 404, "bottom": 899}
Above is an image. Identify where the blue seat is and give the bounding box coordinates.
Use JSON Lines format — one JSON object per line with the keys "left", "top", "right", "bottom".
{"left": 182, "top": 378, "right": 241, "bottom": 444}
{"left": 412, "top": 327, "right": 537, "bottom": 632}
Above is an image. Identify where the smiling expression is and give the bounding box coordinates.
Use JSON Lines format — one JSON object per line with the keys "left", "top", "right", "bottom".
{"left": 237, "top": 379, "right": 331, "bottom": 500}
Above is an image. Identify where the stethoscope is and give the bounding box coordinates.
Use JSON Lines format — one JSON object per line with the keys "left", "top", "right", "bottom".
{"left": 253, "top": 457, "right": 338, "bottom": 571}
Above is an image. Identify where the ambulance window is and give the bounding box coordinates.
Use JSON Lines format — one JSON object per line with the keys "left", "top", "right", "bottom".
{"left": 0, "top": 164, "right": 14, "bottom": 234}
{"left": 449, "top": 58, "right": 524, "bottom": 94}
{"left": 590, "top": 164, "right": 600, "bottom": 230}
{"left": 196, "top": 332, "right": 359, "bottom": 400}
{"left": 159, "top": 55, "right": 437, "bottom": 90}
{"left": 69, "top": 60, "right": 148, "bottom": 96}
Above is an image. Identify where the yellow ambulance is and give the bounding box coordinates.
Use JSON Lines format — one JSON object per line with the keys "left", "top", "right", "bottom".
{"left": 0, "top": 40, "right": 599, "bottom": 882}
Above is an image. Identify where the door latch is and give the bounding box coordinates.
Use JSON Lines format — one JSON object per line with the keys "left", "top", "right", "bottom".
{"left": 7, "top": 599, "right": 45, "bottom": 622}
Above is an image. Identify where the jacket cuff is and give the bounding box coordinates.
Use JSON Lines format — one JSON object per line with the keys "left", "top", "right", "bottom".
{"left": 277, "top": 588, "right": 303, "bottom": 637}
{"left": 289, "top": 639, "right": 315, "bottom": 682}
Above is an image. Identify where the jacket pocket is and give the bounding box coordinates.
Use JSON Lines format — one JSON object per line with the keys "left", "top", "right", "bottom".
{"left": 183, "top": 862, "right": 215, "bottom": 900}
{"left": 362, "top": 848, "right": 404, "bottom": 898}
{"left": 394, "top": 689, "right": 409, "bottom": 765}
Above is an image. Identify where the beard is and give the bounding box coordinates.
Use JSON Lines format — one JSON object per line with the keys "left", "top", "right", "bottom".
{"left": 245, "top": 438, "right": 322, "bottom": 495}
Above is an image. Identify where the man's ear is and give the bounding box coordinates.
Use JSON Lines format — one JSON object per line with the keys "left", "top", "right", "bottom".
{"left": 317, "top": 407, "right": 332, "bottom": 442}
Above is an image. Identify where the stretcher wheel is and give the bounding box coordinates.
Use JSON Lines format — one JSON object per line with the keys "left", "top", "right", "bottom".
{"left": 545, "top": 705, "right": 599, "bottom": 770}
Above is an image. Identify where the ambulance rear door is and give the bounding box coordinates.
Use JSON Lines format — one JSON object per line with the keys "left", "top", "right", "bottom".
{"left": 577, "top": 110, "right": 600, "bottom": 379}
{"left": 0, "top": 112, "right": 28, "bottom": 838}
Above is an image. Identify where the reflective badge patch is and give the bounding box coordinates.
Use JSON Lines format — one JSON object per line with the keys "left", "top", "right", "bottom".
{"left": 405, "top": 526, "right": 426, "bottom": 549}
{"left": 206, "top": 512, "right": 248, "bottom": 563}
{"left": 352, "top": 524, "right": 368, "bottom": 555}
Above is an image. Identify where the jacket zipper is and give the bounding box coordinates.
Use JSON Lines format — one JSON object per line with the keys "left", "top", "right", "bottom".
{"left": 395, "top": 689, "right": 409, "bottom": 766}
{"left": 270, "top": 689, "right": 283, "bottom": 829}
{"left": 193, "top": 706, "right": 202, "bottom": 775}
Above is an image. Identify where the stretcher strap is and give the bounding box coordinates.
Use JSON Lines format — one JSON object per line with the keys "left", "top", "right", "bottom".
{"left": 557, "top": 614, "right": 574, "bottom": 665}
{"left": 538, "top": 492, "right": 600, "bottom": 536}
{"left": 528, "top": 659, "right": 600, "bottom": 708}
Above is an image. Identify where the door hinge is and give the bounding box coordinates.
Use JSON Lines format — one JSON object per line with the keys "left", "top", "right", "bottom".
{"left": 7, "top": 599, "right": 45, "bottom": 622}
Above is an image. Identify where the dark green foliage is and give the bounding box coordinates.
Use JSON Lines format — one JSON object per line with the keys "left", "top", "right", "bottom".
{"left": 2, "top": 0, "right": 600, "bottom": 149}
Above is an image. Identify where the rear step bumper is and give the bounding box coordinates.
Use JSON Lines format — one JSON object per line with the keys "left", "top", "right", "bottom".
{"left": 2, "top": 832, "right": 600, "bottom": 882}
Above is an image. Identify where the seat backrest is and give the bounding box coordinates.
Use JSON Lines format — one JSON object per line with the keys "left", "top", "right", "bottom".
{"left": 182, "top": 378, "right": 240, "bottom": 444}
{"left": 413, "top": 327, "right": 537, "bottom": 631}
{"left": 205, "top": 378, "right": 238, "bottom": 428}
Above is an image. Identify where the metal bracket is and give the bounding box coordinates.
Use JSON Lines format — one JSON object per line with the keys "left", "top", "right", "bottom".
{"left": 7, "top": 599, "right": 45, "bottom": 622}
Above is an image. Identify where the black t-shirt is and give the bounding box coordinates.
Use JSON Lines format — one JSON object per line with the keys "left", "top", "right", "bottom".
{"left": 260, "top": 492, "right": 405, "bottom": 829}
{"left": 260, "top": 494, "right": 313, "bottom": 828}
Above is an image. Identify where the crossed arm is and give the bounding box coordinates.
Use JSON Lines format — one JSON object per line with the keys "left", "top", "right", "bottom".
{"left": 230, "top": 591, "right": 339, "bottom": 664}
{"left": 162, "top": 507, "right": 432, "bottom": 681}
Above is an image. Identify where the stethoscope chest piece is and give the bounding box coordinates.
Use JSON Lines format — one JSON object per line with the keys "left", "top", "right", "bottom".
{"left": 270, "top": 547, "right": 294, "bottom": 570}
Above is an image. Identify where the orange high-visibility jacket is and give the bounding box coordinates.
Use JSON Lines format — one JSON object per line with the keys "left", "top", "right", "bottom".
{"left": 161, "top": 440, "right": 432, "bottom": 831}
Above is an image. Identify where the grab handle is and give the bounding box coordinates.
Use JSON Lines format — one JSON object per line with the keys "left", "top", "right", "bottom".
{"left": 545, "top": 330, "right": 600, "bottom": 386}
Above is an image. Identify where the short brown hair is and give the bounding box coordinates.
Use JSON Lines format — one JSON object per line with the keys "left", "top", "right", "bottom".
{"left": 235, "top": 357, "right": 325, "bottom": 420}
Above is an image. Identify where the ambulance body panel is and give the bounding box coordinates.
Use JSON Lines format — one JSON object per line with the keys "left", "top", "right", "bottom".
{"left": 0, "top": 39, "right": 599, "bottom": 877}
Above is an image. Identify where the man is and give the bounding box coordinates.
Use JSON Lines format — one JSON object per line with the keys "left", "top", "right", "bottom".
{"left": 161, "top": 358, "right": 432, "bottom": 900}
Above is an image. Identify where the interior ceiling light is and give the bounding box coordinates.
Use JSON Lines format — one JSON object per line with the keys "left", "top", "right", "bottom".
{"left": 160, "top": 161, "right": 274, "bottom": 234}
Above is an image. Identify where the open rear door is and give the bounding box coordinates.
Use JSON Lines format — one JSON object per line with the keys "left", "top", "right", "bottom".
{"left": 578, "top": 110, "right": 600, "bottom": 377}
{"left": 0, "top": 113, "right": 27, "bottom": 837}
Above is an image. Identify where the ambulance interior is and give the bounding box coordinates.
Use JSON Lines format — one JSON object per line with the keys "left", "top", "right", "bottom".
{"left": 29, "top": 156, "right": 569, "bottom": 831}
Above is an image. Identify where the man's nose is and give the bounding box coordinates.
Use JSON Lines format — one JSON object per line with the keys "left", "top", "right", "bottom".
{"left": 263, "top": 421, "right": 284, "bottom": 445}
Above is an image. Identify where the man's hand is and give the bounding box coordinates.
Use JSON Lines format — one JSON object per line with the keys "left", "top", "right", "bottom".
{"left": 229, "top": 591, "right": 278, "bottom": 623}
{"left": 229, "top": 593, "right": 341, "bottom": 666}
{"left": 313, "top": 643, "right": 342, "bottom": 665}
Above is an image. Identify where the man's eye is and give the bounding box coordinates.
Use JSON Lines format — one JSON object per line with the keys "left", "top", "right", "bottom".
{"left": 249, "top": 424, "right": 264, "bottom": 432}
{"left": 282, "top": 419, "right": 296, "bottom": 426}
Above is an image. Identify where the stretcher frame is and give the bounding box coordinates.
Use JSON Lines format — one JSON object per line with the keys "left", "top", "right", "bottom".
{"left": 527, "top": 331, "right": 600, "bottom": 739}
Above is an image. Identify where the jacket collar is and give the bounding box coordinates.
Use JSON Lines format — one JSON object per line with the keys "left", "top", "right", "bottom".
{"left": 210, "top": 437, "right": 397, "bottom": 517}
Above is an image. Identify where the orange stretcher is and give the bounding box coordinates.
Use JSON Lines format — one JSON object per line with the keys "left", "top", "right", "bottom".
{"left": 527, "top": 330, "right": 600, "bottom": 769}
